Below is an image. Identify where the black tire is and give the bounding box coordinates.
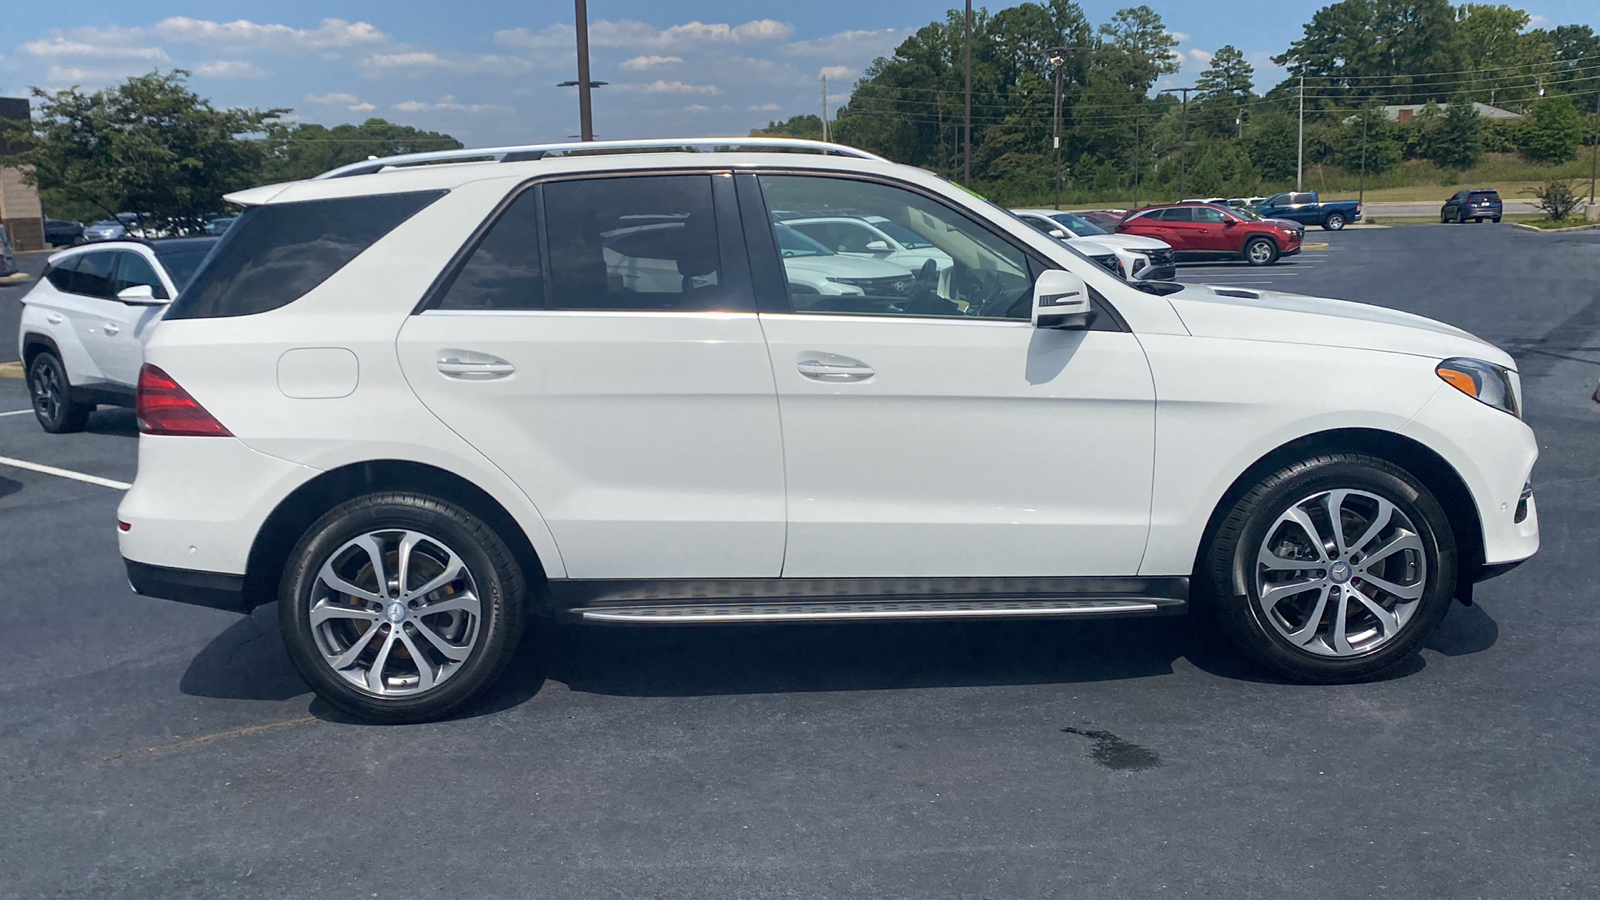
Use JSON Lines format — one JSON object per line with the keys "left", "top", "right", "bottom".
{"left": 1200, "top": 453, "right": 1457, "bottom": 683}
{"left": 27, "top": 352, "right": 92, "bottom": 433}
{"left": 1323, "top": 213, "right": 1346, "bottom": 231}
{"left": 279, "top": 492, "right": 527, "bottom": 724}
{"left": 1243, "top": 236, "right": 1279, "bottom": 266}
{"left": 1441, "top": 212, "right": 1450, "bottom": 223}
{"left": 1492, "top": 216, "right": 1501, "bottom": 224}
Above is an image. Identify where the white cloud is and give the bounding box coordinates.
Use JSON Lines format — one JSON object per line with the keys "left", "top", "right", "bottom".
{"left": 364, "top": 51, "right": 445, "bottom": 69}
{"left": 23, "top": 37, "right": 170, "bottom": 62}
{"left": 748, "top": 102, "right": 780, "bottom": 111}
{"left": 43, "top": 64, "right": 150, "bottom": 86}
{"left": 622, "top": 55, "right": 682, "bottom": 70}
{"left": 154, "top": 17, "right": 387, "bottom": 52}
{"left": 615, "top": 80, "right": 721, "bottom": 95}
{"left": 685, "top": 103, "right": 711, "bottom": 113}
{"left": 392, "top": 95, "right": 509, "bottom": 115}
{"left": 1167, "top": 30, "right": 1191, "bottom": 43}
{"left": 307, "top": 92, "right": 375, "bottom": 111}
{"left": 1187, "top": 48, "right": 1213, "bottom": 67}
{"left": 819, "top": 65, "right": 853, "bottom": 80}
{"left": 496, "top": 18, "right": 793, "bottom": 53}
{"left": 782, "top": 27, "right": 912, "bottom": 59}
{"left": 195, "top": 59, "right": 268, "bottom": 78}
{"left": 1528, "top": 14, "right": 1551, "bottom": 28}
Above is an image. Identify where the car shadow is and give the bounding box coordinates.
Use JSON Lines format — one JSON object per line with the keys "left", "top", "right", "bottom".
{"left": 86, "top": 407, "right": 137, "bottom": 437}
{"left": 0, "top": 475, "right": 20, "bottom": 501}
{"left": 179, "top": 600, "right": 1500, "bottom": 723}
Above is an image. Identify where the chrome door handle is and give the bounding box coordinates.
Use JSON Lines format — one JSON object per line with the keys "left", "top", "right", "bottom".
{"left": 797, "top": 358, "right": 874, "bottom": 382}
{"left": 103, "top": 324, "right": 120, "bottom": 336}
{"left": 436, "top": 351, "right": 515, "bottom": 380}
{"left": 46, "top": 313, "right": 64, "bottom": 324}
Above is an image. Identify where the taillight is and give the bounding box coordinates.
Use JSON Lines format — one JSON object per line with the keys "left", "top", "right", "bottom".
{"left": 136, "top": 364, "right": 232, "bottom": 437}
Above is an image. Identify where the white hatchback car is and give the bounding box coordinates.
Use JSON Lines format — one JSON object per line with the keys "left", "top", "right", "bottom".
{"left": 17, "top": 238, "right": 216, "bottom": 432}
{"left": 117, "top": 138, "right": 1538, "bottom": 723}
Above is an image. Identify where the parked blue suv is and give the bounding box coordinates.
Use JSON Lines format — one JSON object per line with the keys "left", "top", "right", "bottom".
{"left": 1442, "top": 189, "right": 1502, "bottom": 224}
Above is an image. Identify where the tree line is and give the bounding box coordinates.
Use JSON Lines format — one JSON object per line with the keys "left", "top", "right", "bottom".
{"left": 755, "top": 0, "right": 1600, "bottom": 203}
{"left": 0, "top": 70, "right": 462, "bottom": 227}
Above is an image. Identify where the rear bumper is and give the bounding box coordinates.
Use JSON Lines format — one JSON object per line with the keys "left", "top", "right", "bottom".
{"left": 125, "top": 559, "right": 250, "bottom": 613}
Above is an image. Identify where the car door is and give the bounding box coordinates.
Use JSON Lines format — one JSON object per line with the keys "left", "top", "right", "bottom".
{"left": 94, "top": 250, "right": 171, "bottom": 386}
{"left": 396, "top": 171, "right": 787, "bottom": 579}
{"left": 1190, "top": 206, "right": 1232, "bottom": 252}
{"left": 61, "top": 250, "right": 126, "bottom": 384}
{"left": 1153, "top": 207, "right": 1199, "bottom": 250}
{"left": 745, "top": 172, "right": 1155, "bottom": 578}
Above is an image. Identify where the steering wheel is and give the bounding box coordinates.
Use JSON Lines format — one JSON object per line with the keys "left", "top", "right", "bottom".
{"left": 957, "top": 267, "right": 1012, "bottom": 317}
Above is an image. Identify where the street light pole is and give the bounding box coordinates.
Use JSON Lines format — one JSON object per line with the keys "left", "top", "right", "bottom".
{"left": 963, "top": 0, "right": 973, "bottom": 185}
{"left": 1360, "top": 108, "right": 1368, "bottom": 205}
{"left": 1297, "top": 73, "right": 1305, "bottom": 191}
{"left": 1589, "top": 89, "right": 1599, "bottom": 215}
{"left": 574, "top": 0, "right": 594, "bottom": 141}
{"left": 1045, "top": 47, "right": 1078, "bottom": 210}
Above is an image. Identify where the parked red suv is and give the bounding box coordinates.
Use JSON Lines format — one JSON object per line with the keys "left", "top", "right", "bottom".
{"left": 1118, "top": 202, "right": 1302, "bottom": 266}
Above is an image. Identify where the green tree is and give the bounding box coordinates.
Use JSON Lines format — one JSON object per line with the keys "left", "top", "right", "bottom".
{"left": 1246, "top": 109, "right": 1300, "bottom": 181}
{"left": 1455, "top": 4, "right": 1551, "bottom": 107}
{"left": 1431, "top": 98, "right": 1485, "bottom": 168}
{"left": 1539, "top": 24, "right": 1600, "bottom": 95}
{"left": 750, "top": 114, "right": 825, "bottom": 140}
{"left": 1097, "top": 5, "right": 1179, "bottom": 94}
{"left": 1194, "top": 45, "right": 1255, "bottom": 139}
{"left": 1519, "top": 95, "right": 1584, "bottom": 162}
{"left": 1337, "top": 106, "right": 1404, "bottom": 175}
{"left": 263, "top": 119, "right": 462, "bottom": 183}
{"left": 1277, "top": 0, "right": 1467, "bottom": 103}
{"left": 0, "top": 70, "right": 284, "bottom": 230}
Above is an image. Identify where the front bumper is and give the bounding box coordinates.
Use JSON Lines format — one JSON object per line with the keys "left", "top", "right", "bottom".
{"left": 125, "top": 559, "right": 249, "bottom": 612}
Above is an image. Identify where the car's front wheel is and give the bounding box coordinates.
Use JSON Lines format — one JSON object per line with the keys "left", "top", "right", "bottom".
{"left": 1324, "top": 213, "right": 1346, "bottom": 231}
{"left": 1243, "top": 236, "right": 1279, "bottom": 266}
{"left": 1201, "top": 453, "right": 1457, "bottom": 683}
{"left": 27, "top": 352, "right": 91, "bottom": 433}
{"left": 279, "top": 492, "right": 527, "bottom": 723}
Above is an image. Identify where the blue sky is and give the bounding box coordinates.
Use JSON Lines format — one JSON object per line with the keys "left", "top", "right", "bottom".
{"left": 3, "top": 1, "right": 1597, "bottom": 146}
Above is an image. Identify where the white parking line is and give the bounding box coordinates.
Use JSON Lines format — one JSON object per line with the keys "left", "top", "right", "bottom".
{"left": 0, "top": 409, "right": 35, "bottom": 417}
{"left": 0, "top": 455, "right": 131, "bottom": 490}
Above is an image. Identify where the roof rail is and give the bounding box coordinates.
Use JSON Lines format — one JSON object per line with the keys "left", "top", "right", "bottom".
{"left": 313, "top": 137, "right": 887, "bottom": 180}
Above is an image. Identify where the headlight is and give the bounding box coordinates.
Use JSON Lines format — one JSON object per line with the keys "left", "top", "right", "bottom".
{"left": 1436, "top": 358, "right": 1520, "bottom": 418}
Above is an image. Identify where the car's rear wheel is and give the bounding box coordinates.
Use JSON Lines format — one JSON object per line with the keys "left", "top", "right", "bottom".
{"left": 1201, "top": 453, "right": 1457, "bottom": 683}
{"left": 279, "top": 492, "right": 526, "bottom": 723}
{"left": 1324, "top": 213, "right": 1346, "bottom": 231}
{"left": 1244, "top": 236, "right": 1279, "bottom": 266}
{"left": 27, "top": 352, "right": 91, "bottom": 433}
{"left": 1492, "top": 216, "right": 1502, "bottom": 224}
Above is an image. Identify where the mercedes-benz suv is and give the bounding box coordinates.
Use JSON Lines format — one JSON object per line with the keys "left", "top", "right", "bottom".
{"left": 118, "top": 138, "right": 1539, "bottom": 723}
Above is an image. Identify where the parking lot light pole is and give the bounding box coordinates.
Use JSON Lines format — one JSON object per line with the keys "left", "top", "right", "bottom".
{"left": 1589, "top": 90, "right": 1599, "bottom": 216}
{"left": 963, "top": 0, "right": 972, "bottom": 185}
{"left": 562, "top": 0, "right": 599, "bottom": 141}
{"left": 1044, "top": 47, "right": 1080, "bottom": 210}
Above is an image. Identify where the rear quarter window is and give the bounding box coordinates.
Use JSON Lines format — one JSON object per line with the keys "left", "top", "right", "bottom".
{"left": 165, "top": 190, "right": 443, "bottom": 320}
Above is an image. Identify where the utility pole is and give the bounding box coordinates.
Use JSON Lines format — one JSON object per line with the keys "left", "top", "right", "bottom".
{"left": 963, "top": 0, "right": 973, "bottom": 185}
{"left": 1589, "top": 89, "right": 1599, "bottom": 217}
{"left": 1359, "top": 107, "right": 1368, "bottom": 205}
{"left": 1045, "top": 47, "right": 1078, "bottom": 210}
{"left": 1133, "top": 115, "right": 1142, "bottom": 210}
{"left": 1160, "top": 86, "right": 1197, "bottom": 198}
{"left": 1297, "top": 73, "right": 1305, "bottom": 191}
{"left": 821, "top": 74, "right": 829, "bottom": 142}
{"left": 557, "top": 0, "right": 605, "bottom": 141}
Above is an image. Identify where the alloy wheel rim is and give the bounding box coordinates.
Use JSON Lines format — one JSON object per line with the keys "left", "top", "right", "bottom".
{"left": 32, "top": 363, "right": 61, "bottom": 423}
{"left": 1249, "top": 242, "right": 1272, "bottom": 263}
{"left": 308, "top": 529, "right": 482, "bottom": 697}
{"left": 1254, "top": 488, "right": 1427, "bottom": 658}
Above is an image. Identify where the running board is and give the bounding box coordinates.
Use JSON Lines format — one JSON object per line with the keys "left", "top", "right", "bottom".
{"left": 576, "top": 597, "right": 1181, "bottom": 624}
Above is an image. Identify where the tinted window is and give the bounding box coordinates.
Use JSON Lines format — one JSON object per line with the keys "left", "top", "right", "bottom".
{"left": 1470, "top": 191, "right": 1500, "bottom": 201}
{"left": 435, "top": 189, "right": 543, "bottom": 311}
{"left": 1195, "top": 207, "right": 1227, "bottom": 224}
{"left": 1291, "top": 193, "right": 1316, "bottom": 205}
{"left": 1051, "top": 212, "right": 1107, "bottom": 236}
{"left": 153, "top": 244, "right": 215, "bottom": 292}
{"left": 167, "top": 190, "right": 443, "bottom": 320}
{"left": 1021, "top": 216, "right": 1058, "bottom": 234}
{"left": 543, "top": 175, "right": 725, "bottom": 311}
{"left": 1155, "top": 208, "right": 1194, "bottom": 222}
{"left": 71, "top": 252, "right": 117, "bottom": 298}
{"left": 45, "top": 256, "right": 80, "bottom": 292}
{"left": 1264, "top": 194, "right": 1289, "bottom": 207}
{"left": 112, "top": 252, "right": 169, "bottom": 299}
{"left": 758, "top": 174, "right": 1031, "bottom": 320}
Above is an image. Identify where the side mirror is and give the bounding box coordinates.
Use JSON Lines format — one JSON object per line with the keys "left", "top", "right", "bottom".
{"left": 117, "top": 284, "right": 164, "bottom": 305}
{"left": 1031, "top": 269, "right": 1092, "bottom": 330}
{"left": 1223, "top": 218, "right": 1238, "bottom": 226}
{"left": 1047, "top": 229, "right": 1068, "bottom": 239}
{"left": 864, "top": 240, "right": 891, "bottom": 252}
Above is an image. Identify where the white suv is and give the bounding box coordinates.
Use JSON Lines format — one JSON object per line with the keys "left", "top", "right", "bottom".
{"left": 117, "top": 138, "right": 1539, "bottom": 723}
{"left": 17, "top": 238, "right": 217, "bottom": 432}
{"left": 1012, "top": 209, "right": 1177, "bottom": 281}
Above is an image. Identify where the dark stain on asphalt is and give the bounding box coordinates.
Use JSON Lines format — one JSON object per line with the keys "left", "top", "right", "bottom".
{"left": 1062, "top": 727, "right": 1160, "bottom": 771}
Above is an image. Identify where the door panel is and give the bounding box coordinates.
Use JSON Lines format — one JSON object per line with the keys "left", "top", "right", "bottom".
{"left": 94, "top": 252, "right": 168, "bottom": 385}
{"left": 65, "top": 251, "right": 121, "bottom": 384}
{"left": 397, "top": 172, "right": 786, "bottom": 579}
{"left": 760, "top": 314, "right": 1156, "bottom": 577}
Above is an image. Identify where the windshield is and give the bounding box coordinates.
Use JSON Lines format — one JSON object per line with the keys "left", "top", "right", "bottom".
{"left": 1231, "top": 206, "right": 1264, "bottom": 221}
{"left": 1049, "top": 212, "right": 1108, "bottom": 236}
{"left": 869, "top": 219, "right": 934, "bottom": 249}
{"left": 154, "top": 245, "right": 218, "bottom": 290}
{"left": 773, "top": 223, "right": 834, "bottom": 257}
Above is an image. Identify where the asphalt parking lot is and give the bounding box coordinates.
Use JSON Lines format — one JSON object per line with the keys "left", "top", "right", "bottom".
{"left": 2, "top": 225, "right": 1599, "bottom": 899}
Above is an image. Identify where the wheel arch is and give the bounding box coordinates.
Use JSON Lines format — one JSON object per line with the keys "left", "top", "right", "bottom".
{"left": 243, "top": 459, "right": 552, "bottom": 615}
{"left": 21, "top": 331, "right": 62, "bottom": 369}
{"left": 1193, "top": 427, "right": 1483, "bottom": 603}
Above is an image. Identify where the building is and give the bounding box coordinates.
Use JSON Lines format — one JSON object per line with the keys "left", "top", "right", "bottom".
{"left": 1380, "top": 102, "right": 1523, "bottom": 124}
{"left": 0, "top": 96, "right": 44, "bottom": 252}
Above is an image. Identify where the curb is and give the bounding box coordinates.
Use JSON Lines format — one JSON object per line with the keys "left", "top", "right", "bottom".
{"left": 0, "top": 272, "right": 31, "bottom": 285}
{"left": 0, "top": 361, "right": 23, "bottom": 379}
{"left": 1510, "top": 221, "right": 1600, "bottom": 234}
{"left": 1302, "top": 242, "right": 1331, "bottom": 250}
